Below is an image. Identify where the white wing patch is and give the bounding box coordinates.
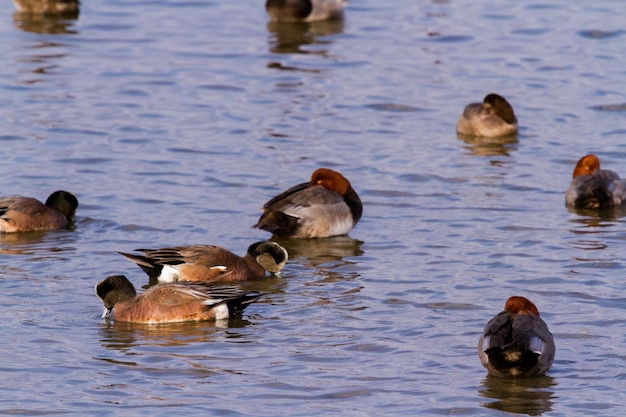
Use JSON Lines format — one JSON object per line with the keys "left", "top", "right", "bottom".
{"left": 481, "top": 335, "right": 491, "bottom": 352}
{"left": 529, "top": 336, "right": 545, "bottom": 354}
{"left": 212, "top": 303, "right": 230, "bottom": 320}
{"left": 159, "top": 265, "right": 181, "bottom": 283}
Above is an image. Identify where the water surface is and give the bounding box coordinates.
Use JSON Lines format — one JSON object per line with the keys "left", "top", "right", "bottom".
{"left": 1, "top": 1, "right": 625, "bottom": 415}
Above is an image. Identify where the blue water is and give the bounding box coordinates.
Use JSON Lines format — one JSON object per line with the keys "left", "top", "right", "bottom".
{"left": 1, "top": 1, "right": 625, "bottom": 415}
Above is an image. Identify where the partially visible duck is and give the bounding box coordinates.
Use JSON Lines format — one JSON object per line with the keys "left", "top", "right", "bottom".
{"left": 0, "top": 190, "right": 78, "bottom": 233}
{"left": 265, "top": 0, "right": 346, "bottom": 23}
{"left": 565, "top": 154, "right": 626, "bottom": 209}
{"left": 253, "top": 168, "right": 362, "bottom": 238}
{"left": 13, "top": 0, "right": 79, "bottom": 16}
{"left": 456, "top": 93, "right": 518, "bottom": 138}
{"left": 119, "top": 241, "right": 288, "bottom": 283}
{"left": 95, "top": 275, "right": 261, "bottom": 324}
{"left": 479, "top": 296, "right": 555, "bottom": 377}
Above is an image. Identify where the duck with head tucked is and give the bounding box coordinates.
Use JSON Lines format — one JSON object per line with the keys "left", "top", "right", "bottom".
{"left": 0, "top": 190, "right": 78, "bottom": 233}
{"left": 456, "top": 93, "right": 518, "bottom": 138}
{"left": 565, "top": 153, "right": 626, "bottom": 210}
{"left": 119, "top": 241, "right": 288, "bottom": 284}
{"left": 479, "top": 296, "right": 555, "bottom": 377}
{"left": 265, "top": 0, "right": 347, "bottom": 23}
{"left": 96, "top": 275, "right": 261, "bottom": 324}
{"left": 253, "top": 168, "right": 362, "bottom": 238}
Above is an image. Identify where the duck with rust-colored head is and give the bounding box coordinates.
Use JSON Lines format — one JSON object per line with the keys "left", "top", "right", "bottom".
{"left": 253, "top": 168, "right": 362, "bottom": 238}
{"left": 479, "top": 296, "right": 555, "bottom": 377}
{"left": 0, "top": 190, "right": 78, "bottom": 233}
{"left": 565, "top": 153, "right": 626, "bottom": 210}
{"left": 266, "top": 0, "right": 346, "bottom": 23}
{"left": 456, "top": 93, "right": 518, "bottom": 138}
{"left": 95, "top": 275, "right": 261, "bottom": 324}
{"left": 119, "top": 241, "right": 288, "bottom": 284}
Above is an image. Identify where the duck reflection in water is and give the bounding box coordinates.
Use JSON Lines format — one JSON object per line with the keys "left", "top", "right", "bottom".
{"left": 273, "top": 235, "right": 363, "bottom": 268}
{"left": 479, "top": 374, "right": 557, "bottom": 416}
{"left": 266, "top": 18, "right": 344, "bottom": 55}
{"left": 457, "top": 133, "right": 519, "bottom": 157}
{"left": 99, "top": 318, "right": 250, "bottom": 345}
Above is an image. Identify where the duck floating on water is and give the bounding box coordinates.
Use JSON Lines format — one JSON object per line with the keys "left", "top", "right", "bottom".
{"left": 479, "top": 296, "right": 555, "bottom": 377}
{"left": 0, "top": 191, "right": 78, "bottom": 233}
{"left": 13, "top": 0, "right": 79, "bottom": 16}
{"left": 565, "top": 153, "right": 626, "bottom": 210}
{"left": 119, "top": 241, "right": 288, "bottom": 283}
{"left": 456, "top": 93, "right": 518, "bottom": 138}
{"left": 265, "top": 0, "right": 346, "bottom": 23}
{"left": 253, "top": 168, "right": 362, "bottom": 238}
{"left": 95, "top": 275, "right": 261, "bottom": 324}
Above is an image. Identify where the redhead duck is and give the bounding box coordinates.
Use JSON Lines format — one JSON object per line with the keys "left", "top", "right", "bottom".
{"left": 95, "top": 275, "right": 261, "bottom": 324}
{"left": 0, "top": 190, "right": 78, "bottom": 233}
{"left": 456, "top": 93, "right": 518, "bottom": 137}
{"left": 253, "top": 168, "right": 362, "bottom": 238}
{"left": 119, "top": 241, "right": 288, "bottom": 283}
{"left": 479, "top": 296, "right": 555, "bottom": 377}
{"left": 565, "top": 154, "right": 626, "bottom": 209}
{"left": 13, "top": 0, "right": 79, "bottom": 16}
{"left": 265, "top": 0, "right": 346, "bottom": 23}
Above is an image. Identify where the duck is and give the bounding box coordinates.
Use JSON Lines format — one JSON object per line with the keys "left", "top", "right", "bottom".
{"left": 119, "top": 241, "right": 288, "bottom": 283}
{"left": 478, "top": 296, "right": 555, "bottom": 377}
{"left": 95, "top": 275, "right": 261, "bottom": 324}
{"left": 253, "top": 168, "right": 362, "bottom": 238}
{"left": 13, "top": 0, "right": 79, "bottom": 16}
{"left": 0, "top": 190, "right": 78, "bottom": 233}
{"left": 565, "top": 154, "right": 626, "bottom": 210}
{"left": 265, "top": 0, "right": 347, "bottom": 23}
{"left": 456, "top": 93, "right": 518, "bottom": 137}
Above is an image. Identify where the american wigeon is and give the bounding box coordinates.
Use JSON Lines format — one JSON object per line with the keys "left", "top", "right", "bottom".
{"left": 253, "top": 168, "right": 362, "bottom": 238}
{"left": 565, "top": 154, "right": 626, "bottom": 209}
{"left": 0, "top": 190, "right": 78, "bottom": 233}
{"left": 479, "top": 296, "right": 555, "bottom": 377}
{"left": 265, "top": 0, "right": 346, "bottom": 23}
{"left": 13, "top": 0, "right": 79, "bottom": 16}
{"left": 456, "top": 93, "right": 518, "bottom": 138}
{"left": 119, "top": 241, "right": 288, "bottom": 283}
{"left": 95, "top": 275, "right": 261, "bottom": 324}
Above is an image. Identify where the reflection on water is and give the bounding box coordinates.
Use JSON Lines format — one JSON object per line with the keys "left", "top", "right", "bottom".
{"left": 274, "top": 235, "right": 364, "bottom": 266}
{"left": 479, "top": 375, "right": 557, "bottom": 416}
{"left": 271, "top": 236, "right": 364, "bottom": 290}
{"left": 0, "top": 229, "right": 77, "bottom": 256}
{"left": 13, "top": 12, "right": 78, "bottom": 35}
{"left": 98, "top": 317, "right": 253, "bottom": 351}
{"left": 266, "top": 19, "right": 344, "bottom": 54}
{"left": 566, "top": 205, "right": 626, "bottom": 222}
{"left": 457, "top": 133, "right": 519, "bottom": 157}
{"left": 1, "top": 0, "right": 626, "bottom": 414}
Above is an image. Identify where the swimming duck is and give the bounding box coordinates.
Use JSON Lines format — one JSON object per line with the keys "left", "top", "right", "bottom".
{"left": 479, "top": 296, "right": 555, "bottom": 377}
{"left": 565, "top": 154, "right": 626, "bottom": 210}
{"left": 95, "top": 275, "right": 261, "bottom": 324}
{"left": 0, "top": 190, "right": 78, "bottom": 233}
{"left": 119, "top": 241, "right": 288, "bottom": 283}
{"left": 253, "top": 168, "right": 362, "bottom": 238}
{"left": 456, "top": 93, "right": 518, "bottom": 137}
{"left": 13, "top": 0, "right": 79, "bottom": 16}
{"left": 265, "top": 0, "right": 346, "bottom": 23}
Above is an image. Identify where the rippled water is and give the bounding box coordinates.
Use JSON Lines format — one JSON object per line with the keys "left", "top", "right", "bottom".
{"left": 1, "top": 1, "right": 625, "bottom": 415}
